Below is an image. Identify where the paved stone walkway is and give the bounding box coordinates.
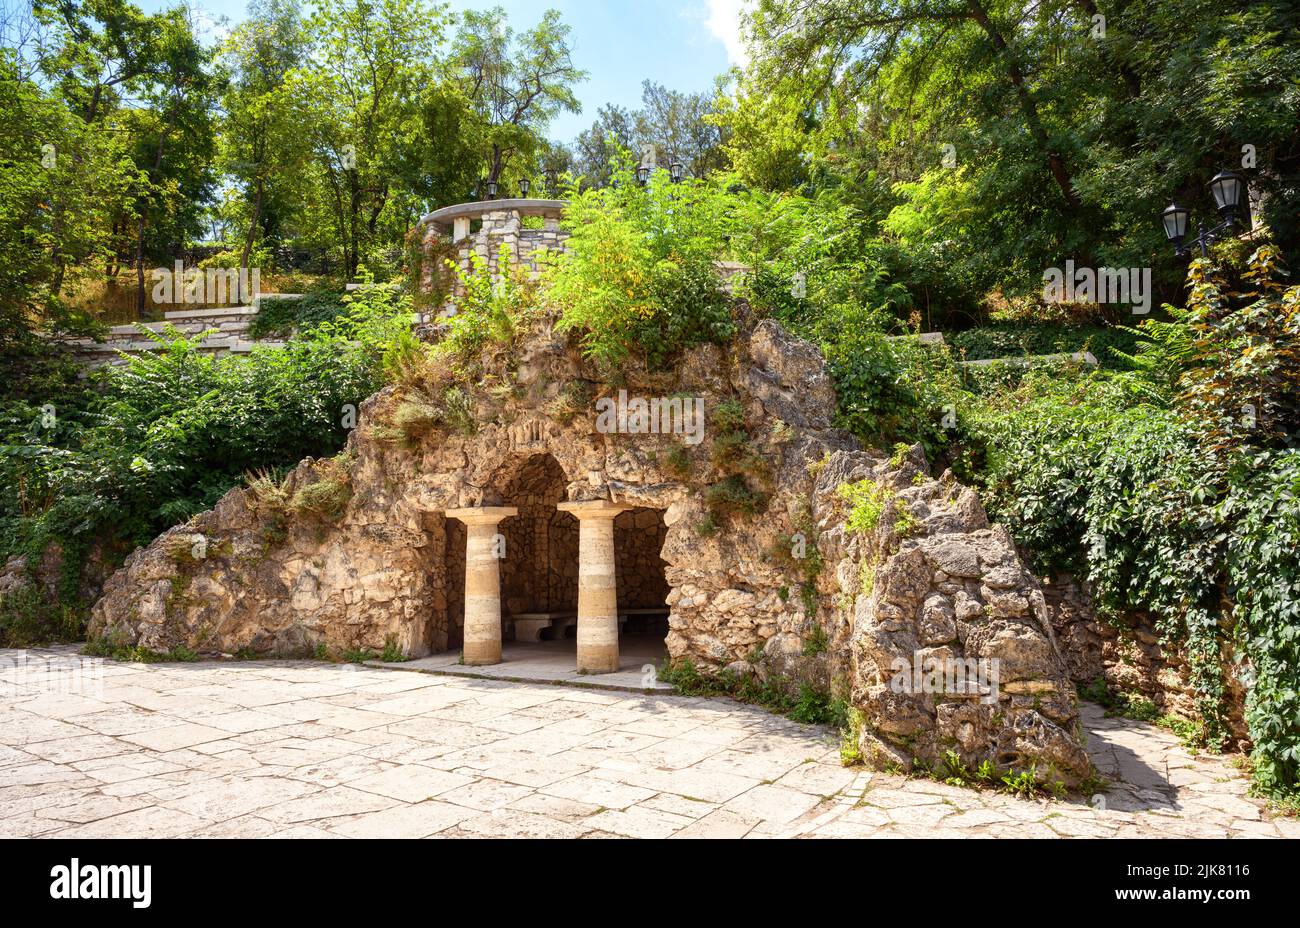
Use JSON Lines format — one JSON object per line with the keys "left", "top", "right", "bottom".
{"left": 1, "top": 647, "right": 1292, "bottom": 838}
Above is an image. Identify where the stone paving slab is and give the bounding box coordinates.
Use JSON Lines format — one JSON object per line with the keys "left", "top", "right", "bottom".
{"left": 367, "top": 637, "right": 673, "bottom": 692}
{"left": 0, "top": 646, "right": 1287, "bottom": 839}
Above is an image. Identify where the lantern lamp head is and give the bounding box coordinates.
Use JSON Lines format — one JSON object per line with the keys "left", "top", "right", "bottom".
{"left": 1208, "top": 171, "right": 1245, "bottom": 223}
{"left": 1161, "top": 203, "right": 1190, "bottom": 246}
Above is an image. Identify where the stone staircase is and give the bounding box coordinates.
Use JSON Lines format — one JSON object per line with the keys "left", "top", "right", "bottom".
{"left": 58, "top": 294, "right": 436, "bottom": 368}
{"left": 58, "top": 296, "right": 299, "bottom": 367}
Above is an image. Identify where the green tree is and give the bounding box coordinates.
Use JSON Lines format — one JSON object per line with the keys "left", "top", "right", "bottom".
{"left": 745, "top": 0, "right": 1300, "bottom": 302}
{"left": 634, "top": 80, "right": 728, "bottom": 180}
{"left": 218, "top": 0, "right": 310, "bottom": 287}
{"left": 572, "top": 103, "right": 636, "bottom": 187}
{"left": 290, "top": 0, "right": 450, "bottom": 276}
{"left": 452, "top": 6, "right": 585, "bottom": 191}
{"left": 0, "top": 46, "right": 130, "bottom": 331}
{"left": 121, "top": 7, "right": 220, "bottom": 315}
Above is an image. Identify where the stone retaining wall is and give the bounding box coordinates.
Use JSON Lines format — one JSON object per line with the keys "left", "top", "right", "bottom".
{"left": 1041, "top": 572, "right": 1250, "bottom": 749}
{"left": 54, "top": 302, "right": 288, "bottom": 367}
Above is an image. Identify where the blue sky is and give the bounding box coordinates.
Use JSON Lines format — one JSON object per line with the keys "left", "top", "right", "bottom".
{"left": 144, "top": 0, "right": 748, "bottom": 142}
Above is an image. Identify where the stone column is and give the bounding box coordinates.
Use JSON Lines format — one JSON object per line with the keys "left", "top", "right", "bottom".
{"left": 452, "top": 216, "right": 471, "bottom": 244}
{"left": 558, "top": 502, "right": 631, "bottom": 674}
{"left": 445, "top": 507, "right": 517, "bottom": 666}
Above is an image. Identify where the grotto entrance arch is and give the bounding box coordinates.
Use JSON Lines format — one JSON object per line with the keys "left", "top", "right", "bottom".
{"left": 443, "top": 452, "right": 670, "bottom": 674}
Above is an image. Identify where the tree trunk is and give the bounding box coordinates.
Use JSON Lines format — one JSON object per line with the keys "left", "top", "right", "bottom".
{"left": 966, "top": 0, "right": 1081, "bottom": 211}
{"left": 239, "top": 179, "right": 264, "bottom": 303}
{"left": 348, "top": 170, "right": 361, "bottom": 278}
{"left": 1074, "top": 0, "right": 1142, "bottom": 98}
{"left": 488, "top": 145, "right": 505, "bottom": 186}
{"left": 136, "top": 130, "right": 169, "bottom": 318}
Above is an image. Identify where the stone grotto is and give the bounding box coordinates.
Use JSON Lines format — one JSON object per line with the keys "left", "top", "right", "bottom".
{"left": 87, "top": 199, "right": 1094, "bottom": 787}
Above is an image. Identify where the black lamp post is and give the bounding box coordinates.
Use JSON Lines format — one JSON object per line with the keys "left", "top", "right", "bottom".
{"left": 670, "top": 160, "right": 685, "bottom": 184}
{"left": 519, "top": 178, "right": 530, "bottom": 198}
{"left": 485, "top": 180, "right": 498, "bottom": 200}
{"left": 1162, "top": 170, "right": 1248, "bottom": 258}
{"left": 636, "top": 165, "right": 652, "bottom": 187}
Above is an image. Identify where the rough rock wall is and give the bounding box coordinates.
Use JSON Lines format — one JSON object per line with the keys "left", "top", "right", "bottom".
{"left": 614, "top": 510, "right": 669, "bottom": 610}
{"left": 89, "top": 313, "right": 1091, "bottom": 784}
{"left": 804, "top": 450, "right": 1090, "bottom": 782}
{"left": 1043, "top": 574, "right": 1250, "bottom": 749}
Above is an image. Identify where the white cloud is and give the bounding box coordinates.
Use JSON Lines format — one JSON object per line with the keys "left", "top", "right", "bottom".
{"left": 702, "top": 0, "right": 750, "bottom": 68}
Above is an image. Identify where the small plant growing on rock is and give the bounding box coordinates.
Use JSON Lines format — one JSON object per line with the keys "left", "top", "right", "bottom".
{"left": 246, "top": 468, "right": 294, "bottom": 545}
{"left": 289, "top": 453, "right": 354, "bottom": 523}
{"left": 705, "top": 474, "right": 765, "bottom": 520}
{"left": 893, "top": 501, "right": 919, "bottom": 537}
{"left": 840, "top": 707, "right": 865, "bottom": 765}
{"left": 659, "top": 657, "right": 843, "bottom": 728}
{"left": 391, "top": 390, "right": 445, "bottom": 444}
{"left": 380, "top": 635, "right": 408, "bottom": 663}
{"left": 713, "top": 397, "right": 746, "bottom": 434}
{"left": 859, "top": 559, "right": 876, "bottom": 596}
{"left": 545, "top": 380, "right": 593, "bottom": 423}
{"left": 442, "top": 386, "right": 477, "bottom": 436}
{"left": 83, "top": 637, "right": 199, "bottom": 663}
{"left": 383, "top": 328, "right": 443, "bottom": 392}
{"left": 694, "top": 513, "right": 719, "bottom": 537}
{"left": 802, "top": 625, "right": 828, "bottom": 656}
{"left": 789, "top": 683, "right": 841, "bottom": 725}
{"left": 768, "top": 499, "right": 823, "bottom": 612}
{"left": 246, "top": 468, "right": 292, "bottom": 511}
{"left": 663, "top": 445, "right": 692, "bottom": 479}
{"left": 839, "top": 478, "right": 889, "bottom": 535}
{"left": 1000, "top": 765, "right": 1048, "bottom": 799}
{"left": 941, "top": 750, "right": 997, "bottom": 788}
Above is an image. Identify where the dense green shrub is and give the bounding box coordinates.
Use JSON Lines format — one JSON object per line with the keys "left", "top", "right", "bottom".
{"left": 439, "top": 244, "right": 539, "bottom": 367}
{"left": 1223, "top": 451, "right": 1300, "bottom": 795}
{"left": 975, "top": 374, "right": 1230, "bottom": 740}
{"left": 546, "top": 164, "right": 736, "bottom": 368}
{"left": 969, "top": 249, "right": 1300, "bottom": 798}
{"left": 729, "top": 187, "right": 915, "bottom": 335}
{"left": 0, "top": 290, "right": 409, "bottom": 642}
{"left": 247, "top": 289, "right": 347, "bottom": 339}
{"left": 826, "top": 332, "right": 971, "bottom": 462}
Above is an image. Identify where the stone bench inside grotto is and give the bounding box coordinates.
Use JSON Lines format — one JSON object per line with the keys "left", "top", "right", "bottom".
{"left": 510, "top": 612, "right": 577, "bottom": 642}
{"left": 510, "top": 608, "right": 669, "bottom": 642}
{"left": 617, "top": 608, "right": 670, "bottom": 636}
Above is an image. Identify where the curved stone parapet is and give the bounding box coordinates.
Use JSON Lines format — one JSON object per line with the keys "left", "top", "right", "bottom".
{"left": 419, "top": 198, "right": 567, "bottom": 232}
